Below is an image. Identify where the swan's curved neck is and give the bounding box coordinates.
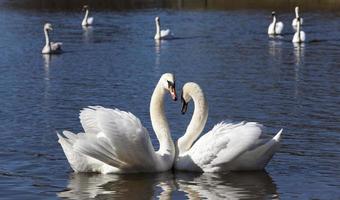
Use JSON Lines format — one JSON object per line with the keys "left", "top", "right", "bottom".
{"left": 177, "top": 85, "right": 208, "bottom": 154}
{"left": 83, "top": 9, "right": 89, "bottom": 22}
{"left": 156, "top": 20, "right": 161, "bottom": 36}
{"left": 273, "top": 16, "right": 277, "bottom": 33}
{"left": 150, "top": 80, "right": 174, "bottom": 154}
{"left": 44, "top": 28, "right": 50, "bottom": 46}
{"left": 297, "top": 21, "right": 301, "bottom": 41}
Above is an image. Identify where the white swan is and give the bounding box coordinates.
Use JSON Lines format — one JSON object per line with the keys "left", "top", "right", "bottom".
{"left": 175, "top": 82, "right": 282, "bottom": 172}
{"left": 42, "top": 23, "right": 62, "bottom": 54}
{"left": 292, "top": 6, "right": 303, "bottom": 29}
{"left": 268, "top": 11, "right": 284, "bottom": 35}
{"left": 292, "top": 17, "right": 306, "bottom": 43}
{"left": 57, "top": 73, "right": 178, "bottom": 174}
{"left": 154, "top": 16, "right": 173, "bottom": 40}
{"left": 82, "top": 5, "right": 94, "bottom": 26}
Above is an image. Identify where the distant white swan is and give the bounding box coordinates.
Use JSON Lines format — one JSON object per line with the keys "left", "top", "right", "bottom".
{"left": 42, "top": 23, "right": 62, "bottom": 54}
{"left": 268, "top": 11, "right": 284, "bottom": 35}
{"left": 175, "top": 82, "right": 282, "bottom": 172}
{"left": 292, "top": 17, "right": 305, "bottom": 43}
{"left": 154, "top": 16, "right": 173, "bottom": 40}
{"left": 82, "top": 5, "right": 94, "bottom": 26}
{"left": 292, "top": 6, "right": 303, "bottom": 29}
{"left": 58, "top": 73, "right": 178, "bottom": 174}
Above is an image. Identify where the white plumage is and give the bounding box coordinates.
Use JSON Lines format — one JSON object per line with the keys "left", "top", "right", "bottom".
{"left": 154, "top": 16, "right": 173, "bottom": 40}
{"left": 175, "top": 82, "right": 282, "bottom": 172}
{"left": 268, "top": 11, "right": 284, "bottom": 35}
{"left": 292, "top": 17, "right": 306, "bottom": 43}
{"left": 292, "top": 6, "right": 303, "bottom": 29}
{"left": 58, "top": 73, "right": 177, "bottom": 174}
{"left": 41, "top": 23, "right": 62, "bottom": 54}
{"left": 82, "top": 5, "right": 94, "bottom": 26}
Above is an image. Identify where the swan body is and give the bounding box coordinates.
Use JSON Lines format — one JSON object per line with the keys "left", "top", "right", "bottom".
{"left": 268, "top": 12, "right": 284, "bottom": 35}
{"left": 175, "top": 82, "right": 282, "bottom": 172}
{"left": 42, "top": 23, "right": 62, "bottom": 54}
{"left": 292, "top": 18, "right": 305, "bottom": 43}
{"left": 292, "top": 6, "right": 303, "bottom": 29}
{"left": 154, "top": 16, "right": 173, "bottom": 40}
{"left": 82, "top": 5, "right": 94, "bottom": 26}
{"left": 58, "top": 73, "right": 178, "bottom": 174}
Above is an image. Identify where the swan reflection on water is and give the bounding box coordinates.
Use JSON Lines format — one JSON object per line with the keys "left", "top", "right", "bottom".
{"left": 82, "top": 26, "right": 94, "bottom": 43}
{"left": 57, "top": 171, "right": 278, "bottom": 199}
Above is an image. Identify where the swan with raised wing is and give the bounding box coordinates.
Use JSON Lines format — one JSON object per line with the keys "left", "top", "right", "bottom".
{"left": 292, "top": 17, "right": 305, "bottom": 43}
{"left": 175, "top": 82, "right": 282, "bottom": 172}
{"left": 42, "top": 23, "right": 62, "bottom": 54}
{"left": 268, "top": 11, "right": 284, "bottom": 35}
{"left": 58, "top": 73, "right": 177, "bottom": 174}
{"left": 292, "top": 6, "right": 303, "bottom": 29}
{"left": 154, "top": 16, "right": 173, "bottom": 40}
{"left": 82, "top": 5, "right": 94, "bottom": 26}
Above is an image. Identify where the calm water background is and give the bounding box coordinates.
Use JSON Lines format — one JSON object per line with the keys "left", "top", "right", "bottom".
{"left": 0, "top": 0, "right": 339, "bottom": 199}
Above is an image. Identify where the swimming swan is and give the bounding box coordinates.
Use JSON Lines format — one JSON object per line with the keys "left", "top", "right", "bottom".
{"left": 58, "top": 73, "right": 178, "bottom": 174}
{"left": 42, "top": 23, "right": 62, "bottom": 54}
{"left": 175, "top": 82, "right": 282, "bottom": 172}
{"left": 268, "top": 11, "right": 284, "bottom": 35}
{"left": 292, "top": 17, "right": 305, "bottom": 43}
{"left": 292, "top": 6, "right": 303, "bottom": 29}
{"left": 82, "top": 5, "right": 94, "bottom": 26}
{"left": 154, "top": 16, "right": 173, "bottom": 40}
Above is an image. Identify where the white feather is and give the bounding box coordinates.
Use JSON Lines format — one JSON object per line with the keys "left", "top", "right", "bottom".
{"left": 175, "top": 82, "right": 282, "bottom": 172}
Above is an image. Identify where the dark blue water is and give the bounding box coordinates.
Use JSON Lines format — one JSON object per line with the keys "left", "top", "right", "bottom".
{"left": 0, "top": 3, "right": 339, "bottom": 199}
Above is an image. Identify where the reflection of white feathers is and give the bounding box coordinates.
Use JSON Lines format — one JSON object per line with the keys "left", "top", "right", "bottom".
{"left": 268, "top": 12, "right": 284, "bottom": 35}
{"left": 41, "top": 23, "right": 62, "bottom": 54}
{"left": 58, "top": 73, "right": 176, "bottom": 174}
{"left": 175, "top": 82, "right": 282, "bottom": 172}
{"left": 57, "top": 172, "right": 176, "bottom": 199}
{"left": 154, "top": 16, "right": 173, "bottom": 40}
{"left": 176, "top": 172, "right": 278, "bottom": 199}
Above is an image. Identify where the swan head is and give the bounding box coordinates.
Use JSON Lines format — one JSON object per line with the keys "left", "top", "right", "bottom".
{"left": 155, "top": 16, "right": 160, "bottom": 22}
{"left": 161, "top": 73, "right": 177, "bottom": 101}
{"left": 44, "top": 23, "right": 53, "bottom": 31}
{"left": 271, "top": 11, "right": 276, "bottom": 17}
{"left": 181, "top": 82, "right": 203, "bottom": 114}
{"left": 295, "top": 6, "right": 299, "bottom": 13}
{"left": 82, "top": 5, "right": 89, "bottom": 11}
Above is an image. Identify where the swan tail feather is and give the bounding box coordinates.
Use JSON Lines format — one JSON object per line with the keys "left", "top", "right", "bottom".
{"left": 273, "top": 129, "right": 283, "bottom": 142}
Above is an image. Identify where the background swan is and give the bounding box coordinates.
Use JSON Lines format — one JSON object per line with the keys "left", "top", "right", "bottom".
{"left": 292, "top": 17, "right": 305, "bottom": 43}
{"left": 42, "top": 23, "right": 62, "bottom": 54}
{"left": 82, "top": 5, "right": 94, "bottom": 26}
{"left": 58, "top": 73, "right": 178, "bottom": 174}
{"left": 175, "top": 82, "right": 282, "bottom": 172}
{"left": 154, "top": 16, "right": 173, "bottom": 40}
{"left": 292, "top": 6, "right": 303, "bottom": 29}
{"left": 268, "top": 11, "right": 284, "bottom": 35}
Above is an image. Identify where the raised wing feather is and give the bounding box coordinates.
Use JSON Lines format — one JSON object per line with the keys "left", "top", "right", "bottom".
{"left": 87, "top": 17, "right": 94, "bottom": 25}
{"left": 160, "top": 29, "right": 173, "bottom": 39}
{"left": 74, "top": 106, "right": 157, "bottom": 172}
{"left": 50, "top": 42, "right": 62, "bottom": 52}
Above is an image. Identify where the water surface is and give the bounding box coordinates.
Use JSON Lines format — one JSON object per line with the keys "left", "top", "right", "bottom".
{"left": 0, "top": 1, "right": 339, "bottom": 199}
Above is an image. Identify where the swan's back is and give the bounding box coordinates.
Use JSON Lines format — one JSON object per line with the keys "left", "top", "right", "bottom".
{"left": 176, "top": 121, "right": 282, "bottom": 172}
{"left": 87, "top": 17, "right": 94, "bottom": 25}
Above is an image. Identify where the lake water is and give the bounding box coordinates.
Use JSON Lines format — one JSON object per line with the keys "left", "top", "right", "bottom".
{"left": 0, "top": 1, "right": 339, "bottom": 199}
